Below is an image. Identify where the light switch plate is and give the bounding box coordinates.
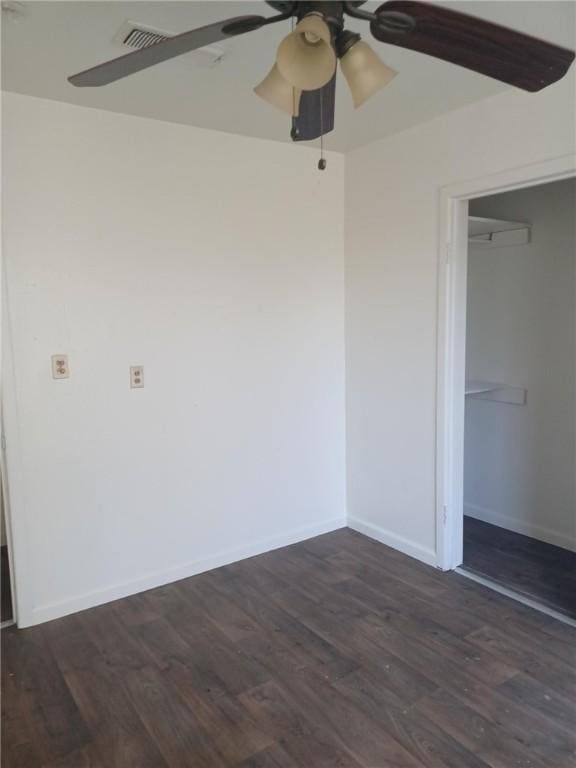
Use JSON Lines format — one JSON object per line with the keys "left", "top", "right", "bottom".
{"left": 51, "top": 354, "right": 69, "bottom": 379}
{"left": 130, "top": 366, "right": 144, "bottom": 388}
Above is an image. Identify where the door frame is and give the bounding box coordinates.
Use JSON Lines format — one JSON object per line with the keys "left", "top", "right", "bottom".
{"left": 435, "top": 153, "right": 576, "bottom": 571}
{"left": 1, "top": 261, "right": 19, "bottom": 627}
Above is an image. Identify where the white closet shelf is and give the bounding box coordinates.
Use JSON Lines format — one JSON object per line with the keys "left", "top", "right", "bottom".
{"left": 468, "top": 216, "right": 531, "bottom": 247}
{"left": 465, "top": 380, "right": 527, "bottom": 405}
{"left": 465, "top": 380, "right": 499, "bottom": 395}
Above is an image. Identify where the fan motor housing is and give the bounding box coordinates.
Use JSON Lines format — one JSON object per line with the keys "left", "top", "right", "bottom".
{"left": 297, "top": 2, "right": 345, "bottom": 27}
{"left": 266, "top": 1, "right": 367, "bottom": 12}
{"left": 265, "top": 1, "right": 359, "bottom": 30}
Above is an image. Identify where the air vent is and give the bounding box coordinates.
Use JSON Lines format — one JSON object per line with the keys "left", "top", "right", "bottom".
{"left": 123, "top": 27, "right": 171, "bottom": 50}
{"left": 113, "top": 20, "right": 226, "bottom": 67}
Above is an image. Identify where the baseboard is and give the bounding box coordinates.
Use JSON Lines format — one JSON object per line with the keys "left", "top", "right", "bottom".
{"left": 464, "top": 503, "right": 576, "bottom": 553}
{"left": 24, "top": 516, "right": 346, "bottom": 627}
{"left": 455, "top": 568, "right": 576, "bottom": 627}
{"left": 0, "top": 619, "right": 16, "bottom": 630}
{"left": 347, "top": 516, "right": 437, "bottom": 568}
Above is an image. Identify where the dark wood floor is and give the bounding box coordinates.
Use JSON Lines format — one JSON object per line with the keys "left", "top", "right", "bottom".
{"left": 2, "top": 528, "right": 576, "bottom": 768}
{"left": 463, "top": 516, "right": 576, "bottom": 619}
{"left": 1, "top": 545, "right": 13, "bottom": 623}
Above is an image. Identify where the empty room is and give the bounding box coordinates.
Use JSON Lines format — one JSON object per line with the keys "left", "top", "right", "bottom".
{"left": 1, "top": 2, "right": 575, "bottom": 767}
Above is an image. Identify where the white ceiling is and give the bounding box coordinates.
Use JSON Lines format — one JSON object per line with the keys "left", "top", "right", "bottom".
{"left": 2, "top": 1, "right": 575, "bottom": 151}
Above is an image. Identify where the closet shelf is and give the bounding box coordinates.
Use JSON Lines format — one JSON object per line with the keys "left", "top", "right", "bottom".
{"left": 465, "top": 380, "right": 527, "bottom": 405}
{"left": 468, "top": 216, "right": 531, "bottom": 247}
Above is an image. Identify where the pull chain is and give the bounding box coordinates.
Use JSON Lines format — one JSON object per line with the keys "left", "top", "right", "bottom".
{"left": 318, "top": 86, "right": 326, "bottom": 170}
{"left": 291, "top": 15, "right": 297, "bottom": 120}
{"left": 290, "top": 15, "right": 299, "bottom": 141}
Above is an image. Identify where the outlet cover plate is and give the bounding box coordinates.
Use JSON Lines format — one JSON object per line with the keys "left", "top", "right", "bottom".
{"left": 130, "top": 366, "right": 144, "bottom": 388}
{"left": 51, "top": 354, "right": 69, "bottom": 379}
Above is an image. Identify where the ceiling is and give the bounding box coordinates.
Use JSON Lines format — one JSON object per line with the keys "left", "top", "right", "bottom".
{"left": 2, "top": 1, "right": 575, "bottom": 151}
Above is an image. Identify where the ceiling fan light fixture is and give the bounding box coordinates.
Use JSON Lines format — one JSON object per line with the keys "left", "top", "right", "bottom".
{"left": 254, "top": 64, "right": 301, "bottom": 116}
{"left": 340, "top": 38, "right": 397, "bottom": 108}
{"left": 65, "top": 0, "right": 575, "bottom": 146}
{"left": 276, "top": 13, "right": 337, "bottom": 91}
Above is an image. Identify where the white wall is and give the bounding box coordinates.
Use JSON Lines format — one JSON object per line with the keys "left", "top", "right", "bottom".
{"left": 4, "top": 66, "right": 576, "bottom": 626}
{"left": 345, "top": 71, "right": 576, "bottom": 565}
{"left": 464, "top": 180, "right": 575, "bottom": 551}
{"left": 2, "top": 93, "right": 346, "bottom": 627}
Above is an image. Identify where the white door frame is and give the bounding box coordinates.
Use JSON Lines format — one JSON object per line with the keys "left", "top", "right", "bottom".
{"left": 435, "top": 153, "right": 576, "bottom": 571}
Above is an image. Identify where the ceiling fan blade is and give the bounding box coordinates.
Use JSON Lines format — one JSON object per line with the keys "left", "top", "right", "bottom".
{"left": 370, "top": 1, "right": 575, "bottom": 92}
{"left": 292, "top": 74, "right": 336, "bottom": 142}
{"left": 68, "top": 15, "right": 268, "bottom": 87}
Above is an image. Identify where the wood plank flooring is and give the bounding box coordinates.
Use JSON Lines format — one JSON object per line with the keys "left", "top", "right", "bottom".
{"left": 463, "top": 516, "right": 576, "bottom": 618}
{"left": 2, "top": 528, "right": 576, "bottom": 767}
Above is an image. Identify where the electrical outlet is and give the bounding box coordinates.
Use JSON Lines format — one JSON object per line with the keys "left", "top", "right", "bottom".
{"left": 130, "top": 366, "right": 144, "bottom": 388}
{"left": 51, "top": 354, "right": 69, "bottom": 379}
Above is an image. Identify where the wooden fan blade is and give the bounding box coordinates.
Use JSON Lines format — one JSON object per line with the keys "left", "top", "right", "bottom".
{"left": 371, "top": 1, "right": 575, "bottom": 92}
{"left": 292, "top": 74, "right": 336, "bottom": 142}
{"left": 68, "top": 16, "right": 267, "bottom": 87}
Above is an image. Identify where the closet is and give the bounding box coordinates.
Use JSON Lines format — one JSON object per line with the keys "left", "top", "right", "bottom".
{"left": 462, "top": 178, "right": 576, "bottom": 619}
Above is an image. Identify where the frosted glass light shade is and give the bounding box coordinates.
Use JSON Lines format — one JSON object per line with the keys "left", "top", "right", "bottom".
{"left": 254, "top": 64, "right": 301, "bottom": 115}
{"left": 276, "top": 14, "right": 336, "bottom": 91}
{"left": 340, "top": 40, "right": 397, "bottom": 108}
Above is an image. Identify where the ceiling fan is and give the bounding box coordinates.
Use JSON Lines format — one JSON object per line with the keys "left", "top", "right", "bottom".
{"left": 69, "top": 1, "right": 575, "bottom": 144}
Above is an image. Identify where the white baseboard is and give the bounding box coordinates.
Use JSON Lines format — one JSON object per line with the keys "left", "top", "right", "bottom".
{"left": 464, "top": 503, "right": 576, "bottom": 553}
{"left": 24, "top": 516, "right": 346, "bottom": 627}
{"left": 347, "top": 516, "right": 438, "bottom": 568}
{"left": 0, "top": 619, "right": 16, "bottom": 630}
{"left": 455, "top": 568, "right": 576, "bottom": 627}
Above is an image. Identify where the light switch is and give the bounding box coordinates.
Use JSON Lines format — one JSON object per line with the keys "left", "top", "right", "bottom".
{"left": 130, "top": 366, "right": 144, "bottom": 388}
{"left": 51, "top": 354, "right": 69, "bottom": 379}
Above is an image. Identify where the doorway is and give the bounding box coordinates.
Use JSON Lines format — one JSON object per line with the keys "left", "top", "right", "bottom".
{"left": 436, "top": 154, "right": 576, "bottom": 623}
{"left": 462, "top": 179, "right": 576, "bottom": 619}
